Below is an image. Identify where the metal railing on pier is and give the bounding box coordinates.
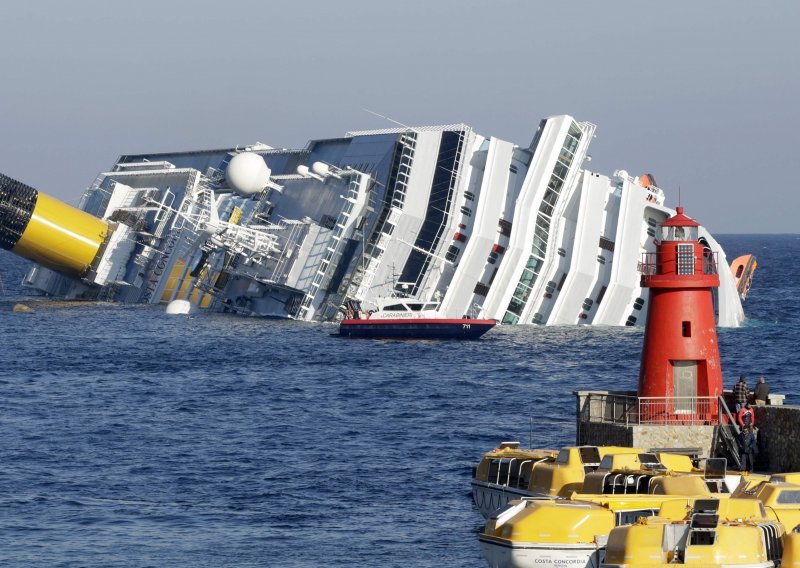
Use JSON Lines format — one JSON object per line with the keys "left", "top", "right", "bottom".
{"left": 578, "top": 393, "right": 720, "bottom": 426}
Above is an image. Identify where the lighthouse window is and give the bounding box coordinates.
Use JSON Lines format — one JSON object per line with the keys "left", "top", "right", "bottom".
{"left": 682, "top": 321, "right": 692, "bottom": 337}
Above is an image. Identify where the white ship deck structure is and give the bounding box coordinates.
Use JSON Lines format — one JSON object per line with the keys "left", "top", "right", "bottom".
{"left": 20, "top": 115, "right": 746, "bottom": 326}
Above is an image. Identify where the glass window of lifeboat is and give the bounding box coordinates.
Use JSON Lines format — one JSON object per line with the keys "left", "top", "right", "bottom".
{"left": 777, "top": 490, "right": 800, "bottom": 504}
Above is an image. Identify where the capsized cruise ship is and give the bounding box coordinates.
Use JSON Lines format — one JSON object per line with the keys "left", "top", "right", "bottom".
{"left": 3, "top": 114, "right": 749, "bottom": 326}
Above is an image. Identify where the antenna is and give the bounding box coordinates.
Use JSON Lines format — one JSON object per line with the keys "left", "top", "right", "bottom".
{"left": 363, "top": 108, "right": 418, "bottom": 132}
{"left": 678, "top": 185, "right": 682, "bottom": 208}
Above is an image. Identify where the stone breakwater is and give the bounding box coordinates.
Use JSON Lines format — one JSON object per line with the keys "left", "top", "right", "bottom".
{"left": 755, "top": 406, "right": 800, "bottom": 472}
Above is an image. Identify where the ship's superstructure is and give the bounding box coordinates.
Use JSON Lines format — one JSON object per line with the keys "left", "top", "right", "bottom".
{"left": 6, "top": 114, "right": 746, "bottom": 325}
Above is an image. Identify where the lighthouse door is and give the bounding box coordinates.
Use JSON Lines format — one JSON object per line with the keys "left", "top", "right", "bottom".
{"left": 673, "top": 361, "right": 697, "bottom": 413}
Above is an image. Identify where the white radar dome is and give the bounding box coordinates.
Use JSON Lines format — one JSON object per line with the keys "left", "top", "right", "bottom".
{"left": 311, "top": 162, "right": 330, "bottom": 177}
{"left": 225, "top": 152, "right": 271, "bottom": 196}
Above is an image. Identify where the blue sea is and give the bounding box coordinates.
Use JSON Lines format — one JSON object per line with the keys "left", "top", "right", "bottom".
{"left": 1, "top": 235, "right": 798, "bottom": 567}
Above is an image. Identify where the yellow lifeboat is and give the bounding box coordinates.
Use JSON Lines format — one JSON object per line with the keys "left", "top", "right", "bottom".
{"left": 480, "top": 499, "right": 614, "bottom": 568}
{"left": 471, "top": 445, "right": 641, "bottom": 518}
{"left": 479, "top": 476, "right": 723, "bottom": 567}
{"left": 733, "top": 478, "right": 800, "bottom": 532}
{"left": 602, "top": 498, "right": 784, "bottom": 567}
{"left": 783, "top": 528, "right": 800, "bottom": 566}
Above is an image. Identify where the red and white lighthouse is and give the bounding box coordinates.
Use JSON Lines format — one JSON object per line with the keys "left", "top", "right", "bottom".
{"left": 638, "top": 207, "right": 722, "bottom": 422}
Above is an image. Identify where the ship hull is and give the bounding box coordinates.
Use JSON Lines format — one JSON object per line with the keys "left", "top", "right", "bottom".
{"left": 337, "top": 318, "right": 495, "bottom": 339}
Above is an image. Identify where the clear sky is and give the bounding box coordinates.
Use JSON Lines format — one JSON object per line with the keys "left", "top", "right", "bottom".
{"left": 0, "top": 0, "right": 797, "bottom": 233}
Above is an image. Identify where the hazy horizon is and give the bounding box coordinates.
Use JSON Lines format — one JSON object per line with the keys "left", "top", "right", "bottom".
{"left": 1, "top": 1, "right": 797, "bottom": 233}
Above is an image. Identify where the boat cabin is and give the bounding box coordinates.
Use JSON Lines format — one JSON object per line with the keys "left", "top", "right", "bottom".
{"left": 603, "top": 498, "right": 784, "bottom": 567}
{"left": 527, "top": 446, "right": 642, "bottom": 497}
{"left": 734, "top": 479, "right": 800, "bottom": 530}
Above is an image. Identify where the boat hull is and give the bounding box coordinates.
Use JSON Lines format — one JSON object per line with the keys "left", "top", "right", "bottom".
{"left": 337, "top": 318, "right": 495, "bottom": 339}
{"left": 471, "top": 480, "right": 540, "bottom": 518}
{"left": 480, "top": 538, "right": 604, "bottom": 568}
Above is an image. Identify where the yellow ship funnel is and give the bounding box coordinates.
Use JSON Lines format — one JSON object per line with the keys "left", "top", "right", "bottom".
{"left": 0, "top": 173, "right": 108, "bottom": 277}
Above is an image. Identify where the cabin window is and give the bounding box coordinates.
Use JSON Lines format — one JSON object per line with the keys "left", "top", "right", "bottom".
{"left": 597, "top": 255, "right": 606, "bottom": 264}
{"left": 777, "top": 490, "right": 800, "bottom": 504}
{"left": 599, "top": 237, "right": 615, "bottom": 252}
{"left": 626, "top": 315, "right": 637, "bottom": 326}
{"left": 616, "top": 509, "right": 658, "bottom": 525}
{"left": 579, "top": 446, "right": 601, "bottom": 466}
{"left": 509, "top": 164, "right": 518, "bottom": 174}
{"left": 464, "top": 191, "right": 475, "bottom": 201}
{"left": 460, "top": 206, "right": 472, "bottom": 216}
{"left": 445, "top": 245, "right": 460, "bottom": 262}
{"left": 557, "top": 247, "right": 566, "bottom": 257}
{"left": 532, "top": 313, "right": 543, "bottom": 324}
{"left": 633, "top": 298, "right": 645, "bottom": 311}
{"left": 473, "top": 282, "right": 490, "bottom": 297}
{"left": 556, "top": 449, "right": 570, "bottom": 464}
{"left": 689, "top": 530, "right": 716, "bottom": 545}
{"left": 682, "top": 321, "right": 692, "bottom": 337}
{"left": 408, "top": 303, "right": 423, "bottom": 311}
{"left": 383, "top": 304, "right": 407, "bottom": 311}
{"left": 424, "top": 304, "right": 438, "bottom": 310}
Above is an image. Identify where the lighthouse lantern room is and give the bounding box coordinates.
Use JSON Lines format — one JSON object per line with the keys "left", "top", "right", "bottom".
{"left": 637, "top": 207, "right": 722, "bottom": 423}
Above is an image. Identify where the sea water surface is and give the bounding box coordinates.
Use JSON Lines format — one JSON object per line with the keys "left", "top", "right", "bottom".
{"left": 0, "top": 235, "right": 798, "bottom": 567}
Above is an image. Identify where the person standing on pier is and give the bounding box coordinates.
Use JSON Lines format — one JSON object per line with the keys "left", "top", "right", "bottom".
{"left": 755, "top": 377, "right": 770, "bottom": 406}
{"left": 739, "top": 424, "right": 758, "bottom": 472}
{"left": 737, "top": 402, "right": 755, "bottom": 429}
{"left": 734, "top": 375, "right": 750, "bottom": 411}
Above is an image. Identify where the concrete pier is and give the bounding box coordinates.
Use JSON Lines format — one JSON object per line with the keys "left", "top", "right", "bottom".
{"left": 576, "top": 390, "right": 794, "bottom": 471}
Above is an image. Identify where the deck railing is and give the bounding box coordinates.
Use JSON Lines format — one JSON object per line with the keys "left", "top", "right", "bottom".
{"left": 578, "top": 392, "right": 720, "bottom": 426}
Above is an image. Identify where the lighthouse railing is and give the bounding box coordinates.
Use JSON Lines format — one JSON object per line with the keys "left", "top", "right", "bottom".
{"left": 639, "top": 251, "right": 719, "bottom": 279}
{"left": 637, "top": 396, "right": 719, "bottom": 425}
{"left": 577, "top": 391, "right": 720, "bottom": 426}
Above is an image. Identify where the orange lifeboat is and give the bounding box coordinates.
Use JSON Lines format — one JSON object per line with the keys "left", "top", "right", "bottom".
{"left": 730, "top": 254, "right": 757, "bottom": 301}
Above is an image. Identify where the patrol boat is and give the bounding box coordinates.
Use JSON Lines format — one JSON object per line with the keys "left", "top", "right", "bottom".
{"left": 337, "top": 297, "right": 495, "bottom": 339}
